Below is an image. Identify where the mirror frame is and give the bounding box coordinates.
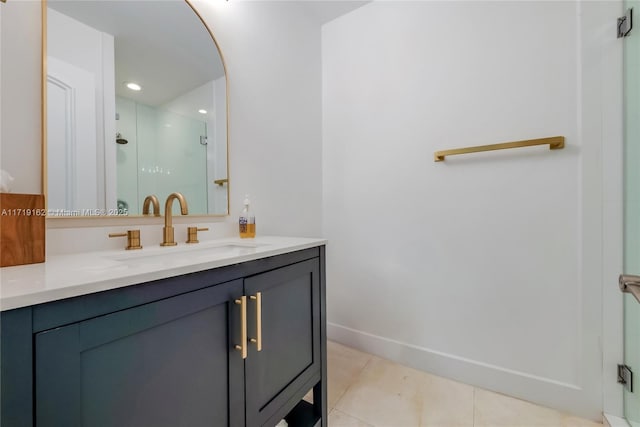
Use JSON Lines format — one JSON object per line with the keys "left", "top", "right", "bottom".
{"left": 41, "top": 0, "right": 230, "bottom": 219}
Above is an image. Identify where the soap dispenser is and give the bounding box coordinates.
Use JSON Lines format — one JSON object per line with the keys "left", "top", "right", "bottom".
{"left": 239, "top": 195, "right": 256, "bottom": 238}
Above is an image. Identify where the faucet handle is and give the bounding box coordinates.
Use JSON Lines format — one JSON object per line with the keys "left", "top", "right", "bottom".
{"left": 109, "top": 230, "right": 143, "bottom": 250}
{"left": 186, "top": 227, "right": 209, "bottom": 244}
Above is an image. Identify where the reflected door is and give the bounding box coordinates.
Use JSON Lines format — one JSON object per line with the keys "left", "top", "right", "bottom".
{"left": 47, "top": 57, "right": 98, "bottom": 212}
{"left": 624, "top": 3, "right": 640, "bottom": 425}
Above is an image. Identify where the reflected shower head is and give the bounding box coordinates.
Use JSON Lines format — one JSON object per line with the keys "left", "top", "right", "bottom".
{"left": 116, "top": 133, "right": 128, "bottom": 145}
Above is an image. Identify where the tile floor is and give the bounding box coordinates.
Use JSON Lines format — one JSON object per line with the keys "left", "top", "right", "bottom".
{"left": 322, "top": 341, "right": 603, "bottom": 427}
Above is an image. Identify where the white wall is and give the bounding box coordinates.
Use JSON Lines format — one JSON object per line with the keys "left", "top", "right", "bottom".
{"left": 0, "top": 0, "right": 41, "bottom": 194}
{"left": 586, "top": 1, "right": 624, "bottom": 417}
{"left": 1, "top": 3, "right": 2, "bottom": 184}
{"left": 211, "top": 76, "right": 228, "bottom": 214}
{"left": 194, "top": 0, "right": 323, "bottom": 237}
{"left": 323, "top": 1, "right": 617, "bottom": 420}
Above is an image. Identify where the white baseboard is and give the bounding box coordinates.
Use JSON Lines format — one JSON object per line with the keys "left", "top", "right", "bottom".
{"left": 604, "top": 413, "right": 630, "bottom": 427}
{"left": 327, "top": 322, "right": 601, "bottom": 421}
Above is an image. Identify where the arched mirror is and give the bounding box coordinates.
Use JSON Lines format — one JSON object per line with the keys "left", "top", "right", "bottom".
{"left": 44, "top": 0, "right": 228, "bottom": 217}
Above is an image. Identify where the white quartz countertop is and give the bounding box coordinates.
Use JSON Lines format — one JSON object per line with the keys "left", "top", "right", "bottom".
{"left": 0, "top": 236, "right": 326, "bottom": 311}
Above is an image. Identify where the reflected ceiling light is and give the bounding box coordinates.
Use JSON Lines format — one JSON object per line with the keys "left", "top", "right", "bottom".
{"left": 126, "top": 82, "right": 142, "bottom": 91}
{"left": 198, "top": 109, "right": 208, "bottom": 114}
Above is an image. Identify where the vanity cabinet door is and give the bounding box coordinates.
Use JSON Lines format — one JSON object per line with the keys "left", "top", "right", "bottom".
{"left": 244, "top": 259, "right": 321, "bottom": 426}
{"left": 35, "top": 280, "right": 245, "bottom": 427}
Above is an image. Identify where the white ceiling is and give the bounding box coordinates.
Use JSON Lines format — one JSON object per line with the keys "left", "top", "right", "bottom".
{"left": 297, "top": 1, "right": 370, "bottom": 25}
{"left": 47, "top": 0, "right": 368, "bottom": 109}
{"left": 48, "top": 0, "right": 225, "bottom": 107}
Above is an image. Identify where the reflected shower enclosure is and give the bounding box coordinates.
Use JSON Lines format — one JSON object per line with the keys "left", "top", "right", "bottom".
{"left": 116, "top": 90, "right": 216, "bottom": 215}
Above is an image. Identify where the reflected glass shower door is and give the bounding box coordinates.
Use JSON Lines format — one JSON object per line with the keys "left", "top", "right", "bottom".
{"left": 624, "top": 2, "right": 640, "bottom": 425}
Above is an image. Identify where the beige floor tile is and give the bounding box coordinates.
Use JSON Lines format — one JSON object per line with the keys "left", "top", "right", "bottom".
{"left": 474, "top": 388, "right": 602, "bottom": 427}
{"left": 474, "top": 388, "right": 563, "bottom": 426}
{"left": 561, "top": 415, "right": 603, "bottom": 427}
{"left": 335, "top": 356, "right": 473, "bottom": 427}
{"left": 334, "top": 356, "right": 423, "bottom": 426}
{"left": 419, "top": 373, "right": 473, "bottom": 426}
{"left": 325, "top": 342, "right": 600, "bottom": 427}
{"left": 327, "top": 341, "right": 372, "bottom": 410}
{"left": 329, "top": 409, "right": 374, "bottom": 426}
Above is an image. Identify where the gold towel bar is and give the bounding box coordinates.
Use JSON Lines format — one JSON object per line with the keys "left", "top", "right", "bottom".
{"left": 434, "top": 136, "right": 564, "bottom": 162}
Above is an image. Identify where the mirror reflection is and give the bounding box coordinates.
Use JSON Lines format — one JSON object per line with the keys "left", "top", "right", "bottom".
{"left": 46, "top": 0, "right": 228, "bottom": 217}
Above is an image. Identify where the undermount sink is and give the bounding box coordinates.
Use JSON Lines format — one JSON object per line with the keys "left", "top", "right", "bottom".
{"left": 108, "top": 241, "right": 269, "bottom": 268}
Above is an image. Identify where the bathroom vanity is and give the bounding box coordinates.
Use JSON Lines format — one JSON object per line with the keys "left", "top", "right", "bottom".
{"left": 0, "top": 237, "right": 327, "bottom": 427}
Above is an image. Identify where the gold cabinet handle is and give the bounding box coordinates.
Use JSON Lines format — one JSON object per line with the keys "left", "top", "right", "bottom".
{"left": 249, "top": 292, "right": 262, "bottom": 351}
{"left": 234, "top": 297, "right": 247, "bottom": 359}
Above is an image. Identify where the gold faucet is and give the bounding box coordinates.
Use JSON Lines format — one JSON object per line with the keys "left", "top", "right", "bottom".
{"left": 161, "top": 192, "right": 189, "bottom": 246}
{"left": 109, "top": 229, "right": 142, "bottom": 250}
{"left": 142, "top": 195, "right": 161, "bottom": 216}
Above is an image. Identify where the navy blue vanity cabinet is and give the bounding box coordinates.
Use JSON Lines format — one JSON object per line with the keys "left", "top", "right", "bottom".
{"left": 245, "top": 259, "right": 322, "bottom": 427}
{"left": 0, "top": 246, "right": 327, "bottom": 427}
{"left": 35, "top": 280, "right": 245, "bottom": 427}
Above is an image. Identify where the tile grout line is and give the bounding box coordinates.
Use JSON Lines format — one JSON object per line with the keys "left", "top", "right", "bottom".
{"left": 473, "top": 387, "right": 476, "bottom": 427}
{"left": 332, "top": 408, "right": 375, "bottom": 427}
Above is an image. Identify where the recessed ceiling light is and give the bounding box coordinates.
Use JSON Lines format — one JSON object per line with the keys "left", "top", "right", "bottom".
{"left": 198, "top": 109, "right": 208, "bottom": 114}
{"left": 126, "top": 82, "right": 142, "bottom": 91}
